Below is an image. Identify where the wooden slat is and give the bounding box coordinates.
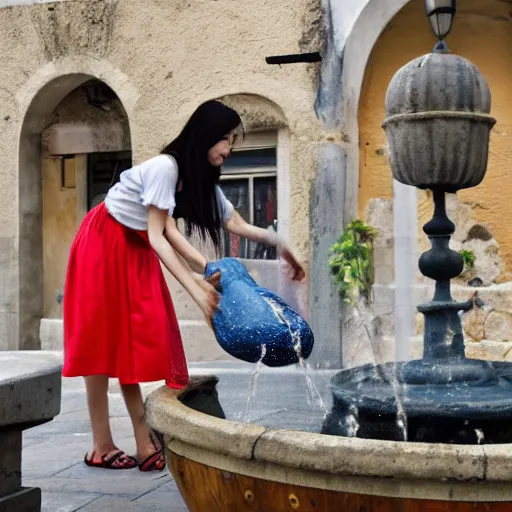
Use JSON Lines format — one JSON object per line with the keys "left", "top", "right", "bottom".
{"left": 169, "top": 451, "right": 512, "bottom": 512}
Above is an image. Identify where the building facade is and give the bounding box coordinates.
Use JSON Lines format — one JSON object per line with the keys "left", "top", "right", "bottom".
{"left": 1, "top": 0, "right": 510, "bottom": 368}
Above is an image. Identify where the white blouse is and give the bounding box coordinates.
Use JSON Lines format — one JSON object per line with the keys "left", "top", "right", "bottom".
{"left": 105, "top": 154, "right": 235, "bottom": 231}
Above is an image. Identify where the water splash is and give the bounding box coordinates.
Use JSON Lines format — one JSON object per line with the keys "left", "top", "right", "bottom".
{"left": 394, "top": 382, "right": 408, "bottom": 442}
{"left": 345, "top": 404, "right": 360, "bottom": 437}
{"left": 354, "top": 303, "right": 408, "bottom": 441}
{"left": 243, "top": 344, "right": 267, "bottom": 422}
{"left": 264, "top": 296, "right": 328, "bottom": 415}
{"left": 393, "top": 179, "right": 417, "bottom": 363}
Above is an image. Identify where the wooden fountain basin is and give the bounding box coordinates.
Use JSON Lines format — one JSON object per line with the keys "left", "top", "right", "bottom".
{"left": 145, "top": 376, "right": 512, "bottom": 512}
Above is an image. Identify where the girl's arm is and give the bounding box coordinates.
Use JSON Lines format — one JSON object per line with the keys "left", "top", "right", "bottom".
{"left": 164, "top": 217, "right": 208, "bottom": 274}
{"left": 224, "top": 211, "right": 306, "bottom": 282}
{"left": 148, "top": 206, "right": 219, "bottom": 323}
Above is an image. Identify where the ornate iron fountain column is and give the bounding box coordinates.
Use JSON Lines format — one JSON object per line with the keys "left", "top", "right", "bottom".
{"left": 382, "top": 51, "right": 496, "bottom": 386}
{"left": 418, "top": 189, "right": 467, "bottom": 361}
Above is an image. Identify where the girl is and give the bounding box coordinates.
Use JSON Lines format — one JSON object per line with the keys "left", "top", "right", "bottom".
{"left": 63, "top": 100, "right": 305, "bottom": 472}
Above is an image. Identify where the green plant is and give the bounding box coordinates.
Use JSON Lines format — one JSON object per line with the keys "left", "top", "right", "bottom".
{"left": 329, "top": 220, "right": 377, "bottom": 305}
{"left": 459, "top": 249, "right": 475, "bottom": 269}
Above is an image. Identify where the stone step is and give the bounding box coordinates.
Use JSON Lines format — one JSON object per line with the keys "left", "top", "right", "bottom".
{"left": 39, "top": 318, "right": 235, "bottom": 363}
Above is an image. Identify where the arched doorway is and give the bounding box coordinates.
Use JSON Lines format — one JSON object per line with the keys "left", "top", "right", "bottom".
{"left": 358, "top": 0, "right": 512, "bottom": 274}
{"left": 19, "top": 75, "right": 131, "bottom": 349}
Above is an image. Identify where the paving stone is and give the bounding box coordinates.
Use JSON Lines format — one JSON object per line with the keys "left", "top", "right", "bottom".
{"left": 41, "top": 491, "right": 99, "bottom": 512}
{"left": 22, "top": 436, "right": 93, "bottom": 479}
{"left": 27, "top": 414, "right": 130, "bottom": 437}
{"left": 22, "top": 434, "right": 140, "bottom": 479}
{"left": 54, "top": 463, "right": 169, "bottom": 483}
{"left": 74, "top": 496, "right": 141, "bottom": 511}
{"left": 131, "top": 481, "right": 186, "bottom": 511}
{"left": 24, "top": 473, "right": 170, "bottom": 498}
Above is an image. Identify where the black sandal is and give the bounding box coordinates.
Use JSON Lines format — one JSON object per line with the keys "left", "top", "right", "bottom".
{"left": 138, "top": 431, "right": 166, "bottom": 472}
{"left": 138, "top": 450, "right": 166, "bottom": 472}
{"left": 84, "top": 450, "right": 138, "bottom": 470}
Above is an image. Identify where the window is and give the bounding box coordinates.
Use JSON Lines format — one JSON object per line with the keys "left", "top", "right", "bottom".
{"left": 219, "top": 133, "right": 278, "bottom": 259}
{"left": 87, "top": 151, "right": 132, "bottom": 210}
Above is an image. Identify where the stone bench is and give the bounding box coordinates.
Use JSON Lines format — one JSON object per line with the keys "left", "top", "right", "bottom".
{"left": 0, "top": 352, "right": 62, "bottom": 512}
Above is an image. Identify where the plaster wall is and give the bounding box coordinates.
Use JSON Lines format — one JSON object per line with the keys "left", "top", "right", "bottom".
{"left": 0, "top": 0, "right": 325, "bottom": 351}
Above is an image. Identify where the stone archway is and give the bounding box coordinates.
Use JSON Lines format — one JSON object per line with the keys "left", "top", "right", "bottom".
{"left": 18, "top": 71, "right": 133, "bottom": 349}
{"left": 339, "top": 0, "right": 411, "bottom": 221}
{"left": 357, "top": 0, "right": 512, "bottom": 271}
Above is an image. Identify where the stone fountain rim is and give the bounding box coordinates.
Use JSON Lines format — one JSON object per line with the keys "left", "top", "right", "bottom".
{"left": 145, "top": 375, "right": 512, "bottom": 485}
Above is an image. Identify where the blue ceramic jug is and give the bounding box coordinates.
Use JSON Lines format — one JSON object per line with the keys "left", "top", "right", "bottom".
{"left": 204, "top": 258, "right": 314, "bottom": 367}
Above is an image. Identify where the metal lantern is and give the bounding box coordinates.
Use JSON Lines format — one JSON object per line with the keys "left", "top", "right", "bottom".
{"left": 382, "top": 52, "right": 496, "bottom": 192}
{"left": 425, "top": 0, "right": 456, "bottom": 40}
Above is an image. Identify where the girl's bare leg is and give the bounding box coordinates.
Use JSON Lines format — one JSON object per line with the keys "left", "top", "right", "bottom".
{"left": 84, "top": 376, "right": 137, "bottom": 468}
{"left": 84, "top": 375, "right": 116, "bottom": 456}
{"left": 121, "top": 383, "right": 160, "bottom": 461}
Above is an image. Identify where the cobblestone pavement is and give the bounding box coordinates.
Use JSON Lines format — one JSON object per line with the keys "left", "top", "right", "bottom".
{"left": 22, "top": 361, "right": 335, "bottom": 511}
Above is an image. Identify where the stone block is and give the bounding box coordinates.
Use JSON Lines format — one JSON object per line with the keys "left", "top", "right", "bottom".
{"left": 0, "top": 353, "right": 62, "bottom": 511}
{"left": 364, "top": 198, "right": 393, "bottom": 242}
{"left": 463, "top": 306, "right": 490, "bottom": 342}
{"left": 0, "top": 353, "right": 61, "bottom": 427}
{"left": 415, "top": 312, "right": 424, "bottom": 335}
{"left": 465, "top": 340, "right": 512, "bottom": 362}
{"left": 365, "top": 198, "right": 394, "bottom": 286}
{"left": 373, "top": 247, "right": 394, "bottom": 285}
{"left": 164, "top": 272, "right": 204, "bottom": 322}
{"left": 0, "top": 430, "right": 21, "bottom": 496}
{"left": 0, "top": 313, "right": 18, "bottom": 351}
{"left": 40, "top": 317, "right": 235, "bottom": 362}
{"left": 484, "top": 311, "right": 512, "bottom": 342}
{"left": 445, "top": 194, "right": 476, "bottom": 245}
{"left": 253, "top": 429, "right": 486, "bottom": 481}
{"left": 372, "top": 284, "right": 394, "bottom": 316}
{"left": 180, "top": 321, "right": 236, "bottom": 362}
{"left": 39, "top": 319, "right": 63, "bottom": 351}
{"left": 0, "top": 487, "right": 40, "bottom": 512}
{"left": 460, "top": 237, "right": 503, "bottom": 286}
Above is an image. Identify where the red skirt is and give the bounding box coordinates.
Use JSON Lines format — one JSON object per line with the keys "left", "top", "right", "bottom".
{"left": 62, "top": 203, "right": 189, "bottom": 388}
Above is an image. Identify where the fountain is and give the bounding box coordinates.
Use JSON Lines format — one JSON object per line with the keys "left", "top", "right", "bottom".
{"left": 145, "top": 2, "right": 512, "bottom": 510}
{"left": 322, "top": 0, "right": 512, "bottom": 444}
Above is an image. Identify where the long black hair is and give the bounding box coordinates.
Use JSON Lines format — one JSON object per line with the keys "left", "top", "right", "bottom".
{"left": 161, "top": 100, "right": 243, "bottom": 247}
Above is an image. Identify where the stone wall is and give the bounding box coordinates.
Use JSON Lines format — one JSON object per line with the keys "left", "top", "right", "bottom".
{"left": 341, "top": 194, "right": 512, "bottom": 369}
{"left": 0, "top": 0, "right": 329, "bottom": 352}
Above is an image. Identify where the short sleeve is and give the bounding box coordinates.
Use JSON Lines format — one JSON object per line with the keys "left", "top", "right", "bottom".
{"left": 140, "top": 155, "right": 179, "bottom": 215}
{"left": 216, "top": 186, "right": 235, "bottom": 223}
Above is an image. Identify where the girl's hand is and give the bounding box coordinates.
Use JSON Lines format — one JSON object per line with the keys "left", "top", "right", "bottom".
{"left": 224, "top": 212, "right": 306, "bottom": 283}
{"left": 194, "top": 279, "right": 220, "bottom": 328}
{"left": 279, "top": 245, "right": 306, "bottom": 283}
{"left": 204, "top": 271, "right": 221, "bottom": 291}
